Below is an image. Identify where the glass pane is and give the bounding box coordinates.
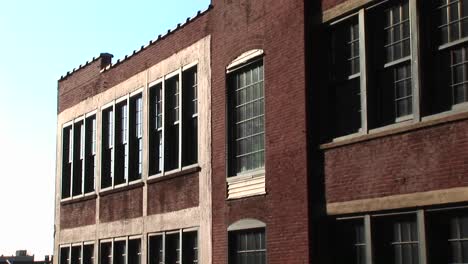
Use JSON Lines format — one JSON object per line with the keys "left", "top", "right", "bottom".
{"left": 393, "top": 6, "right": 400, "bottom": 24}
{"left": 402, "top": 244, "right": 411, "bottom": 264}
{"left": 402, "top": 2, "right": 409, "bottom": 20}
{"left": 412, "top": 244, "right": 419, "bottom": 264}
{"left": 463, "top": 19, "right": 468, "bottom": 38}
{"left": 395, "top": 245, "right": 402, "bottom": 264}
{"left": 451, "top": 23, "right": 461, "bottom": 41}
{"left": 450, "top": 2, "right": 460, "bottom": 21}
{"left": 451, "top": 217, "right": 460, "bottom": 239}
{"left": 463, "top": 240, "right": 468, "bottom": 262}
{"left": 410, "top": 221, "right": 418, "bottom": 241}
{"left": 442, "top": 26, "right": 450, "bottom": 44}
{"left": 463, "top": 0, "right": 468, "bottom": 18}
{"left": 402, "top": 222, "right": 411, "bottom": 242}
{"left": 461, "top": 216, "right": 468, "bottom": 238}
{"left": 451, "top": 241, "right": 462, "bottom": 263}
{"left": 394, "top": 223, "right": 402, "bottom": 242}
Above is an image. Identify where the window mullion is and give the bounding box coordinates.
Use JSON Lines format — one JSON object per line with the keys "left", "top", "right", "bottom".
{"left": 417, "top": 210, "right": 427, "bottom": 264}
{"left": 80, "top": 243, "right": 84, "bottom": 264}
{"left": 410, "top": 0, "right": 422, "bottom": 121}
{"left": 162, "top": 80, "right": 166, "bottom": 174}
{"left": 364, "top": 215, "right": 373, "bottom": 264}
{"left": 179, "top": 229, "right": 183, "bottom": 264}
{"left": 178, "top": 70, "right": 183, "bottom": 170}
{"left": 459, "top": 1, "right": 462, "bottom": 40}
{"left": 82, "top": 118, "right": 86, "bottom": 196}
{"left": 126, "top": 237, "right": 129, "bottom": 264}
{"left": 126, "top": 96, "right": 130, "bottom": 184}
{"left": 358, "top": 9, "right": 369, "bottom": 134}
{"left": 70, "top": 122, "right": 74, "bottom": 197}
{"left": 112, "top": 102, "right": 116, "bottom": 188}
{"left": 163, "top": 233, "right": 166, "bottom": 264}
{"left": 448, "top": 2, "right": 452, "bottom": 42}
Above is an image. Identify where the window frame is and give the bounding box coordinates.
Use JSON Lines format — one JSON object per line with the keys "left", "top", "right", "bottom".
{"left": 228, "top": 226, "right": 267, "bottom": 264}
{"left": 147, "top": 63, "right": 199, "bottom": 181}
{"left": 227, "top": 57, "right": 266, "bottom": 178}
{"left": 147, "top": 228, "right": 199, "bottom": 264}
{"left": 325, "top": 0, "right": 423, "bottom": 143}
{"left": 59, "top": 242, "right": 95, "bottom": 264}
{"left": 61, "top": 110, "right": 98, "bottom": 201}
{"left": 100, "top": 90, "right": 144, "bottom": 193}
{"left": 99, "top": 236, "right": 142, "bottom": 264}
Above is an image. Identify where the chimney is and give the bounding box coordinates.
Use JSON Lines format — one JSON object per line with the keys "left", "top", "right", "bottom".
{"left": 99, "top": 53, "right": 113, "bottom": 70}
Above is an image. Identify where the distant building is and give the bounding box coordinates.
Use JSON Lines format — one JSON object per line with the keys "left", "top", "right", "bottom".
{"left": 0, "top": 250, "right": 52, "bottom": 264}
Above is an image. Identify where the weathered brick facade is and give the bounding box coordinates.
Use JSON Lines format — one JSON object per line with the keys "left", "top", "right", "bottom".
{"left": 325, "top": 119, "right": 468, "bottom": 203}
{"left": 60, "top": 198, "right": 96, "bottom": 229}
{"left": 147, "top": 172, "right": 199, "bottom": 215}
{"left": 210, "top": 0, "right": 310, "bottom": 263}
{"left": 55, "top": 0, "right": 468, "bottom": 263}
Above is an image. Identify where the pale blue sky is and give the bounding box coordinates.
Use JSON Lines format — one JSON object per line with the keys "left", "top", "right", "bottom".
{"left": 0, "top": 0, "right": 209, "bottom": 259}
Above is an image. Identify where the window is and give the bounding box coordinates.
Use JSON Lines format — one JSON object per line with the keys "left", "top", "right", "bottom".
{"left": 83, "top": 244, "right": 95, "bottom": 264}
{"left": 183, "top": 231, "right": 198, "bottom": 264}
{"left": 427, "top": 209, "right": 468, "bottom": 263}
{"left": 437, "top": 0, "right": 468, "bottom": 106}
{"left": 334, "top": 219, "right": 366, "bottom": 264}
{"left": 373, "top": 215, "right": 419, "bottom": 264}
{"left": 99, "top": 242, "right": 112, "bottom": 264}
{"left": 60, "top": 246, "right": 70, "bottom": 264}
{"left": 228, "top": 228, "right": 266, "bottom": 264}
{"left": 148, "top": 230, "right": 198, "bottom": 264}
{"left": 71, "top": 245, "right": 82, "bottom": 264}
{"left": 325, "top": 0, "right": 468, "bottom": 140}
{"left": 368, "top": 0, "right": 413, "bottom": 126}
{"left": 99, "top": 238, "right": 141, "bottom": 264}
{"left": 329, "top": 16, "right": 362, "bottom": 137}
{"left": 128, "top": 239, "right": 142, "bottom": 264}
{"left": 128, "top": 94, "right": 143, "bottom": 182}
{"left": 61, "top": 113, "right": 96, "bottom": 199}
{"left": 60, "top": 244, "right": 94, "bottom": 264}
{"left": 148, "top": 65, "right": 198, "bottom": 177}
{"left": 228, "top": 60, "right": 265, "bottom": 176}
{"left": 182, "top": 67, "right": 198, "bottom": 167}
{"left": 101, "top": 93, "right": 142, "bottom": 190}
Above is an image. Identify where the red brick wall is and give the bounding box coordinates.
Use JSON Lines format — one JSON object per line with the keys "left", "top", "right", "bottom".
{"left": 60, "top": 199, "right": 96, "bottom": 229}
{"left": 57, "top": 11, "right": 210, "bottom": 114}
{"left": 210, "top": 0, "right": 310, "bottom": 263}
{"left": 147, "top": 173, "right": 199, "bottom": 215}
{"left": 325, "top": 119, "right": 468, "bottom": 203}
{"left": 99, "top": 187, "right": 143, "bottom": 223}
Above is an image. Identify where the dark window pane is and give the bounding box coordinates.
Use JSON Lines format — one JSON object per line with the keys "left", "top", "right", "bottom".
{"left": 83, "top": 244, "right": 94, "bottom": 264}
{"left": 128, "top": 239, "right": 141, "bottom": 264}
{"left": 149, "top": 236, "right": 163, "bottom": 264}
{"left": 100, "top": 242, "right": 112, "bottom": 264}
{"left": 71, "top": 246, "right": 81, "bottom": 264}
{"left": 60, "top": 247, "right": 70, "bottom": 264}
{"left": 229, "top": 228, "right": 266, "bottom": 264}
{"left": 113, "top": 241, "right": 126, "bottom": 264}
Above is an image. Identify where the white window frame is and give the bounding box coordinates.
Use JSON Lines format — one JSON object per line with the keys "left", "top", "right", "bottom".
{"left": 59, "top": 242, "right": 95, "bottom": 264}
{"left": 61, "top": 111, "right": 97, "bottom": 202}
{"left": 147, "top": 63, "right": 200, "bottom": 181}
{"left": 147, "top": 227, "right": 199, "bottom": 264}
{"left": 328, "top": 0, "right": 423, "bottom": 142}
{"left": 100, "top": 91, "right": 143, "bottom": 193}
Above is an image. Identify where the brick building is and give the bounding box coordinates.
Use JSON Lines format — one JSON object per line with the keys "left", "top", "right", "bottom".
{"left": 54, "top": 0, "right": 468, "bottom": 263}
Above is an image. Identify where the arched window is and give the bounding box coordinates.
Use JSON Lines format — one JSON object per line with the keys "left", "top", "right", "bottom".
{"left": 228, "top": 219, "right": 266, "bottom": 264}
